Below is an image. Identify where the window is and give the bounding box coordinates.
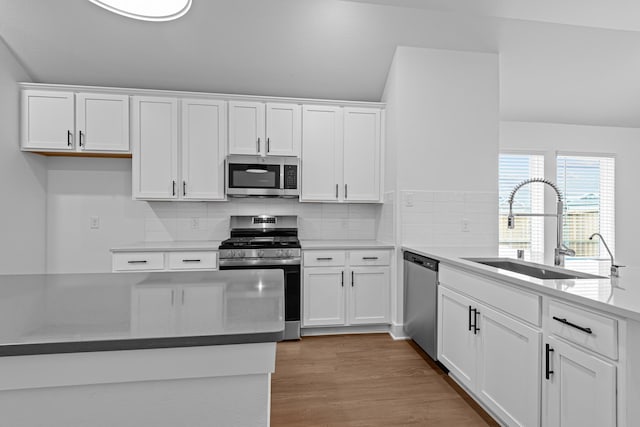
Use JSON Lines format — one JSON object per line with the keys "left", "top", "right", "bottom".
{"left": 557, "top": 155, "right": 615, "bottom": 268}
{"left": 499, "top": 153, "right": 545, "bottom": 262}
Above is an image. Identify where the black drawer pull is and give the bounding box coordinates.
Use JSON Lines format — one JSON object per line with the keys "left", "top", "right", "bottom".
{"left": 545, "top": 343, "right": 554, "bottom": 380}
{"left": 473, "top": 309, "right": 480, "bottom": 334}
{"left": 468, "top": 305, "right": 473, "bottom": 331}
{"left": 317, "top": 257, "right": 333, "bottom": 261}
{"left": 182, "top": 259, "right": 201, "bottom": 263}
{"left": 362, "top": 257, "right": 379, "bottom": 260}
{"left": 552, "top": 316, "right": 593, "bottom": 334}
{"left": 127, "top": 260, "right": 147, "bottom": 264}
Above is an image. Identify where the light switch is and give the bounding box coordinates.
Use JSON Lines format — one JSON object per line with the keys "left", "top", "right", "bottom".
{"left": 90, "top": 216, "right": 100, "bottom": 229}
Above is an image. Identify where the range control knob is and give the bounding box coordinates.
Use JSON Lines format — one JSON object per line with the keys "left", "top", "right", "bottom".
{"left": 257, "top": 249, "right": 265, "bottom": 257}
{"left": 276, "top": 250, "right": 283, "bottom": 257}
{"left": 237, "top": 250, "right": 245, "bottom": 258}
{"left": 226, "top": 250, "right": 235, "bottom": 258}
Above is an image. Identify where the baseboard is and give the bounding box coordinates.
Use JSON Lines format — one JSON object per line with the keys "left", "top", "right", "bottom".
{"left": 388, "top": 322, "right": 409, "bottom": 340}
{"left": 301, "top": 324, "right": 390, "bottom": 337}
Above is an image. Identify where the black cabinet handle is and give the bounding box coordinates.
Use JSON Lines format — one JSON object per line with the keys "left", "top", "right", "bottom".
{"left": 172, "top": 180, "right": 176, "bottom": 196}
{"left": 552, "top": 316, "right": 593, "bottom": 334}
{"left": 341, "top": 271, "right": 344, "bottom": 287}
{"left": 545, "top": 343, "right": 554, "bottom": 380}
{"left": 67, "top": 130, "right": 72, "bottom": 147}
{"left": 363, "top": 257, "right": 379, "bottom": 260}
{"left": 468, "top": 305, "right": 473, "bottom": 331}
{"left": 335, "top": 184, "right": 338, "bottom": 199}
{"left": 78, "top": 130, "right": 84, "bottom": 147}
{"left": 351, "top": 271, "right": 354, "bottom": 287}
{"left": 257, "top": 137, "right": 261, "bottom": 153}
{"left": 316, "top": 257, "right": 333, "bottom": 261}
{"left": 182, "top": 259, "right": 201, "bottom": 263}
{"left": 345, "top": 184, "right": 348, "bottom": 199}
{"left": 127, "top": 260, "right": 147, "bottom": 264}
{"left": 267, "top": 137, "right": 270, "bottom": 153}
{"left": 474, "top": 310, "right": 480, "bottom": 334}
{"left": 183, "top": 181, "right": 186, "bottom": 196}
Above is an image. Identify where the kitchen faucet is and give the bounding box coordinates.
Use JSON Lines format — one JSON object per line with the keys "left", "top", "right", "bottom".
{"left": 506, "top": 178, "right": 575, "bottom": 267}
{"left": 589, "top": 233, "right": 623, "bottom": 278}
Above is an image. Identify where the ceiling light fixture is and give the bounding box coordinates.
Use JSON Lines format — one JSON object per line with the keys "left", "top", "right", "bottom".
{"left": 88, "top": 0, "right": 192, "bottom": 22}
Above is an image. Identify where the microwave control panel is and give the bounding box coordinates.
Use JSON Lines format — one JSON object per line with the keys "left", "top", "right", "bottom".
{"left": 284, "top": 165, "right": 298, "bottom": 189}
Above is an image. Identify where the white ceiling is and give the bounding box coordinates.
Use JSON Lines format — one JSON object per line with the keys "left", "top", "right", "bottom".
{"left": 2, "top": 0, "right": 640, "bottom": 127}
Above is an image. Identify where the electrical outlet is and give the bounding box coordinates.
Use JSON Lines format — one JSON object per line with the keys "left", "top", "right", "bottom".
{"left": 405, "top": 192, "right": 414, "bottom": 207}
{"left": 461, "top": 218, "right": 470, "bottom": 232}
{"left": 90, "top": 216, "right": 100, "bottom": 229}
{"left": 190, "top": 217, "right": 200, "bottom": 230}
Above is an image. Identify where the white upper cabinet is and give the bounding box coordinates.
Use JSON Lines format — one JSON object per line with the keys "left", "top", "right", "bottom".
{"left": 300, "top": 105, "right": 343, "bottom": 202}
{"left": 21, "top": 90, "right": 75, "bottom": 151}
{"left": 228, "top": 101, "right": 300, "bottom": 157}
{"left": 301, "top": 105, "right": 382, "bottom": 203}
{"left": 228, "top": 101, "right": 265, "bottom": 155}
{"left": 131, "top": 96, "right": 179, "bottom": 200}
{"left": 343, "top": 108, "right": 381, "bottom": 202}
{"left": 132, "top": 96, "right": 226, "bottom": 201}
{"left": 75, "top": 92, "right": 129, "bottom": 152}
{"left": 181, "top": 99, "right": 226, "bottom": 201}
{"left": 21, "top": 89, "right": 129, "bottom": 154}
{"left": 265, "top": 103, "right": 301, "bottom": 156}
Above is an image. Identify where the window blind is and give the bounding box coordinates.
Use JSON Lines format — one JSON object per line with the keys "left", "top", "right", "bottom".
{"left": 557, "top": 155, "right": 615, "bottom": 264}
{"left": 499, "top": 154, "right": 545, "bottom": 262}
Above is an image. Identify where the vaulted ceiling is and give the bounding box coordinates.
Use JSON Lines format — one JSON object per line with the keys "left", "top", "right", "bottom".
{"left": 2, "top": 0, "right": 640, "bottom": 127}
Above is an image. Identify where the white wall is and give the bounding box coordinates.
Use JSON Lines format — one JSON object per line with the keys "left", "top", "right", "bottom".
{"left": 500, "top": 121, "right": 640, "bottom": 268}
{"left": 0, "top": 38, "right": 47, "bottom": 274}
{"left": 45, "top": 157, "right": 381, "bottom": 273}
{"left": 382, "top": 46, "right": 500, "bottom": 330}
{"left": 383, "top": 46, "right": 499, "bottom": 249}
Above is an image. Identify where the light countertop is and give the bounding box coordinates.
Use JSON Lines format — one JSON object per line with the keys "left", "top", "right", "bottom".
{"left": 402, "top": 245, "right": 640, "bottom": 322}
{"left": 301, "top": 240, "right": 394, "bottom": 250}
{"left": 0, "top": 269, "right": 284, "bottom": 356}
{"left": 111, "top": 241, "right": 221, "bottom": 252}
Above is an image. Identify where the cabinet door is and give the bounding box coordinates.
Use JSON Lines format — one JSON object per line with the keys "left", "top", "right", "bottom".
{"left": 228, "top": 101, "right": 265, "bottom": 155}
{"left": 303, "top": 267, "right": 345, "bottom": 327}
{"left": 76, "top": 92, "right": 129, "bottom": 152}
{"left": 21, "top": 89, "right": 74, "bottom": 151}
{"left": 179, "top": 285, "right": 224, "bottom": 335}
{"left": 131, "top": 287, "right": 176, "bottom": 336}
{"left": 343, "top": 107, "right": 381, "bottom": 202}
{"left": 544, "top": 336, "right": 616, "bottom": 427}
{"left": 348, "top": 267, "right": 389, "bottom": 325}
{"left": 477, "top": 304, "right": 541, "bottom": 427}
{"left": 438, "top": 286, "right": 477, "bottom": 391}
{"left": 131, "top": 96, "right": 179, "bottom": 199}
{"left": 300, "top": 105, "right": 343, "bottom": 202}
{"left": 181, "top": 99, "right": 226, "bottom": 200}
{"left": 265, "top": 103, "right": 301, "bottom": 156}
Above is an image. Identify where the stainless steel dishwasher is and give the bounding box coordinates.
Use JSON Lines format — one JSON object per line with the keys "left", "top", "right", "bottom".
{"left": 403, "top": 251, "right": 439, "bottom": 361}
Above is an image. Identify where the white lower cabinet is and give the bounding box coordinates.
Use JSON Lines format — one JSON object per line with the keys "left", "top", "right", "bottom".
{"left": 438, "top": 285, "right": 541, "bottom": 427}
{"left": 543, "top": 336, "right": 616, "bottom": 427}
{"left": 112, "top": 250, "right": 218, "bottom": 272}
{"left": 132, "top": 284, "right": 224, "bottom": 336}
{"left": 302, "top": 249, "right": 390, "bottom": 328}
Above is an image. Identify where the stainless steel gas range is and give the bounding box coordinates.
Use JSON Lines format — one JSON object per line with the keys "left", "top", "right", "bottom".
{"left": 218, "top": 215, "right": 301, "bottom": 340}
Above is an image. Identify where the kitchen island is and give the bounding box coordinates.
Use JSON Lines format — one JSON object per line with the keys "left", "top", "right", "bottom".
{"left": 0, "top": 269, "right": 284, "bottom": 427}
{"left": 403, "top": 246, "right": 640, "bottom": 427}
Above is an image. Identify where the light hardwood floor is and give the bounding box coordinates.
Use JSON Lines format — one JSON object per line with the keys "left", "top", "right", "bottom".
{"left": 271, "top": 334, "right": 499, "bottom": 427}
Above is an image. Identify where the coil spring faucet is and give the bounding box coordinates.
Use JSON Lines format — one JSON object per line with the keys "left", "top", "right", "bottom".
{"left": 507, "top": 178, "right": 575, "bottom": 267}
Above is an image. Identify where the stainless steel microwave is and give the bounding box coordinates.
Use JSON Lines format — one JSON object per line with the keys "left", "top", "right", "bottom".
{"left": 226, "top": 155, "right": 299, "bottom": 198}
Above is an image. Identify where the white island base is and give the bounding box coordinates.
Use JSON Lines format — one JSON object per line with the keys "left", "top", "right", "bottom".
{"left": 0, "top": 342, "right": 275, "bottom": 427}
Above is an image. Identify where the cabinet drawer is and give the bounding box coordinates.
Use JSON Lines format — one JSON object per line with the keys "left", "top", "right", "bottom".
{"left": 303, "top": 251, "right": 346, "bottom": 267}
{"left": 548, "top": 299, "right": 618, "bottom": 360}
{"left": 349, "top": 250, "right": 390, "bottom": 266}
{"left": 439, "top": 265, "right": 541, "bottom": 326}
{"left": 167, "top": 251, "right": 217, "bottom": 270}
{"left": 113, "top": 252, "right": 164, "bottom": 271}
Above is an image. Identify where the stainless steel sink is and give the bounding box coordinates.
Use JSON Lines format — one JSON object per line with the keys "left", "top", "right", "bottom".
{"left": 463, "top": 258, "right": 606, "bottom": 280}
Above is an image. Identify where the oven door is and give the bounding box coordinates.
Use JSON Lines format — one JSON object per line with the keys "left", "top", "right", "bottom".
{"left": 219, "top": 264, "right": 301, "bottom": 340}
{"left": 227, "top": 162, "right": 282, "bottom": 196}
